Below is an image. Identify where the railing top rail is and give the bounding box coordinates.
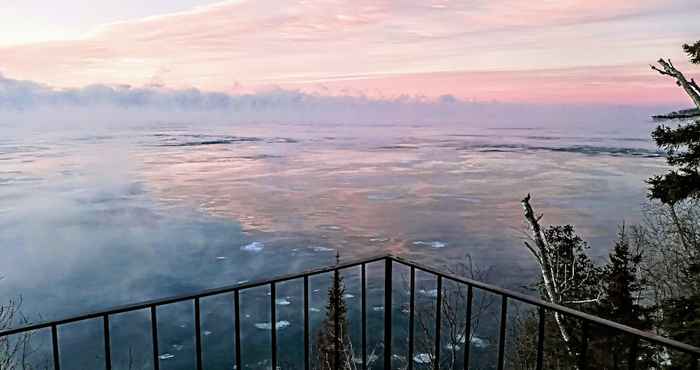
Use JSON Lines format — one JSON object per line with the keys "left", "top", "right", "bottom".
{"left": 390, "top": 255, "right": 700, "bottom": 356}
{"left": 0, "top": 253, "right": 390, "bottom": 337}
{"left": 2, "top": 253, "right": 699, "bottom": 357}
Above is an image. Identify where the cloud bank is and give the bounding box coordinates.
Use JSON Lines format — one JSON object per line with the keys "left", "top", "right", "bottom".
{"left": 0, "top": 72, "right": 675, "bottom": 129}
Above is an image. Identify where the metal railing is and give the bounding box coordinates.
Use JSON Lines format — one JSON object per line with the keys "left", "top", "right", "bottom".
{"left": 1, "top": 253, "right": 699, "bottom": 369}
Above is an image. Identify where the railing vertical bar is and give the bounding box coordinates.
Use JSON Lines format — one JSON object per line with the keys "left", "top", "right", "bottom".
{"left": 334, "top": 269, "right": 341, "bottom": 370}
{"left": 627, "top": 336, "right": 638, "bottom": 370}
{"left": 384, "top": 258, "right": 392, "bottom": 370}
{"left": 150, "top": 306, "right": 160, "bottom": 370}
{"left": 496, "top": 296, "right": 508, "bottom": 370}
{"left": 434, "top": 276, "right": 442, "bottom": 370}
{"left": 103, "top": 314, "right": 112, "bottom": 370}
{"left": 579, "top": 321, "right": 589, "bottom": 370}
{"left": 407, "top": 266, "right": 415, "bottom": 370}
{"left": 194, "top": 298, "right": 203, "bottom": 370}
{"left": 271, "top": 283, "right": 277, "bottom": 370}
{"left": 51, "top": 324, "right": 60, "bottom": 370}
{"left": 304, "top": 276, "right": 310, "bottom": 370}
{"left": 536, "top": 306, "right": 545, "bottom": 370}
{"left": 234, "top": 290, "right": 242, "bottom": 370}
{"left": 463, "top": 285, "right": 473, "bottom": 370}
{"left": 361, "top": 263, "right": 367, "bottom": 370}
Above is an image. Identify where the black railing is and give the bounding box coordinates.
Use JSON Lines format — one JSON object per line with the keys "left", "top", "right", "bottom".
{"left": 1, "top": 253, "right": 699, "bottom": 369}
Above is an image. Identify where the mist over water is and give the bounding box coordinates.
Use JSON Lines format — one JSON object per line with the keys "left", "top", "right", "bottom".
{"left": 0, "top": 116, "right": 666, "bottom": 368}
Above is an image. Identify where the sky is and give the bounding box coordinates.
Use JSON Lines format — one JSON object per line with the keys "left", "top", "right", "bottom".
{"left": 0, "top": 0, "right": 698, "bottom": 105}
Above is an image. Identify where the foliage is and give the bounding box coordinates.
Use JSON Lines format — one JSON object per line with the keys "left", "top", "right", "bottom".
{"left": 649, "top": 40, "right": 700, "bottom": 204}
{"left": 411, "top": 254, "right": 495, "bottom": 370}
{"left": 684, "top": 41, "right": 700, "bottom": 65}
{"left": 648, "top": 121, "right": 700, "bottom": 204}
{"left": 0, "top": 298, "right": 38, "bottom": 370}
{"left": 314, "top": 267, "right": 351, "bottom": 370}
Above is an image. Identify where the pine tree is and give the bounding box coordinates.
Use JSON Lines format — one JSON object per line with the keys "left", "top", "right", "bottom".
{"left": 683, "top": 41, "right": 700, "bottom": 65}
{"left": 592, "top": 226, "right": 654, "bottom": 367}
{"left": 314, "top": 252, "right": 351, "bottom": 370}
{"left": 649, "top": 40, "right": 700, "bottom": 204}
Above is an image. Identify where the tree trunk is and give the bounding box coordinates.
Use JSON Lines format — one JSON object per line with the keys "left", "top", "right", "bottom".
{"left": 521, "top": 195, "right": 579, "bottom": 367}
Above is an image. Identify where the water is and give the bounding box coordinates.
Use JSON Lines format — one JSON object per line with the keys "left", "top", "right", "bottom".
{"left": 0, "top": 119, "right": 665, "bottom": 368}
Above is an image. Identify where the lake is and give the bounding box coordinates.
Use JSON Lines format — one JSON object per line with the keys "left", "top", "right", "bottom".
{"left": 0, "top": 117, "right": 666, "bottom": 369}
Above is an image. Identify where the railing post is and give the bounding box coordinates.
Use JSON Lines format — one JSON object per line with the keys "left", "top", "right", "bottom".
{"left": 103, "top": 314, "right": 112, "bottom": 370}
{"left": 434, "top": 276, "right": 442, "bottom": 370}
{"left": 627, "top": 336, "right": 638, "bottom": 370}
{"left": 304, "top": 276, "right": 310, "bottom": 370}
{"left": 194, "top": 298, "right": 203, "bottom": 370}
{"left": 334, "top": 270, "right": 341, "bottom": 370}
{"left": 496, "top": 296, "right": 508, "bottom": 370}
{"left": 464, "top": 285, "right": 473, "bottom": 370}
{"left": 536, "top": 307, "right": 545, "bottom": 370}
{"left": 271, "top": 283, "right": 277, "bottom": 370}
{"left": 51, "top": 324, "right": 60, "bottom": 370}
{"left": 362, "top": 264, "right": 367, "bottom": 370}
{"left": 578, "top": 321, "right": 589, "bottom": 370}
{"left": 150, "top": 306, "right": 160, "bottom": 370}
{"left": 408, "top": 267, "right": 415, "bottom": 370}
{"left": 384, "top": 258, "right": 392, "bottom": 370}
{"left": 234, "top": 290, "right": 242, "bottom": 370}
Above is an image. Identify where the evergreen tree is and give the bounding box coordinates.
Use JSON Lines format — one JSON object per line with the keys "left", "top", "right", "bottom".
{"left": 649, "top": 40, "right": 700, "bottom": 204}
{"left": 683, "top": 41, "right": 700, "bottom": 65}
{"left": 314, "top": 252, "right": 351, "bottom": 370}
{"left": 592, "top": 226, "right": 654, "bottom": 368}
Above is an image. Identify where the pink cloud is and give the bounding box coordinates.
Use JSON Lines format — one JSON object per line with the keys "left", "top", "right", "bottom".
{"left": 0, "top": 0, "right": 697, "bottom": 104}
{"left": 283, "top": 64, "right": 699, "bottom": 105}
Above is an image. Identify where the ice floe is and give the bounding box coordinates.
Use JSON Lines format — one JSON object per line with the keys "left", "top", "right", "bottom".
{"left": 254, "top": 321, "right": 291, "bottom": 330}
{"left": 419, "top": 289, "right": 438, "bottom": 298}
{"left": 372, "top": 306, "right": 384, "bottom": 312}
{"left": 241, "top": 241, "right": 264, "bottom": 252}
{"left": 159, "top": 354, "right": 175, "bottom": 360}
{"left": 275, "top": 298, "right": 291, "bottom": 305}
{"left": 311, "top": 246, "right": 334, "bottom": 252}
{"left": 369, "top": 237, "right": 390, "bottom": 243}
{"left": 413, "top": 353, "right": 432, "bottom": 364}
{"left": 412, "top": 241, "right": 447, "bottom": 249}
{"left": 342, "top": 294, "right": 355, "bottom": 299}
{"left": 456, "top": 334, "right": 489, "bottom": 348}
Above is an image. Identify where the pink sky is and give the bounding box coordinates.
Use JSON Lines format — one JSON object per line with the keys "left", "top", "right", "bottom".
{"left": 1, "top": 0, "right": 698, "bottom": 105}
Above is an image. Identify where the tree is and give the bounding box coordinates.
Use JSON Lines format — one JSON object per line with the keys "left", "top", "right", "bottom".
{"left": 635, "top": 201, "right": 700, "bottom": 368}
{"left": 651, "top": 40, "right": 700, "bottom": 109}
{"left": 411, "top": 254, "right": 496, "bottom": 370}
{"left": 520, "top": 195, "right": 602, "bottom": 367}
{"left": 683, "top": 41, "right": 700, "bottom": 65}
{"left": 591, "top": 226, "right": 654, "bottom": 368}
{"left": 648, "top": 41, "right": 700, "bottom": 204}
{"left": 314, "top": 252, "right": 351, "bottom": 370}
{"left": 0, "top": 297, "right": 36, "bottom": 370}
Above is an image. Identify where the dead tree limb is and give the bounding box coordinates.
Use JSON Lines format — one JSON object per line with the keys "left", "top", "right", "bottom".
{"left": 521, "top": 194, "right": 573, "bottom": 348}
{"left": 651, "top": 58, "right": 700, "bottom": 109}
